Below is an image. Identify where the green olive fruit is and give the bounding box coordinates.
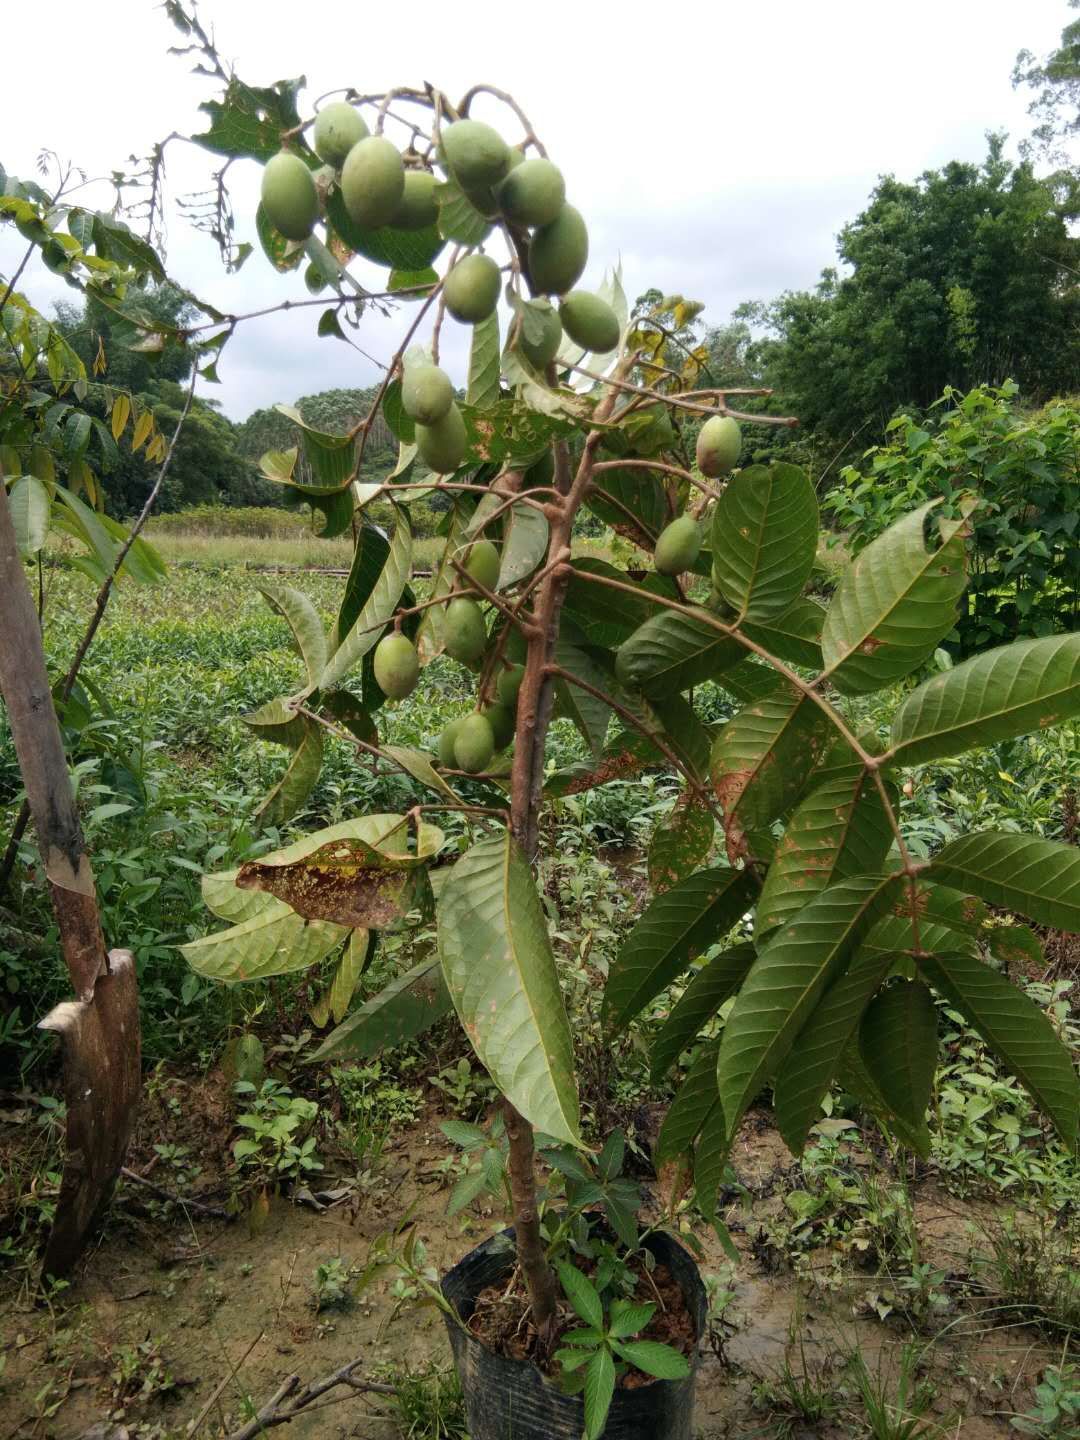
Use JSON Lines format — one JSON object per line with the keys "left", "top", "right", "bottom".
{"left": 497, "top": 664, "right": 525, "bottom": 705}
{"left": 416, "top": 403, "right": 467, "bottom": 473}
{"left": 465, "top": 539, "right": 500, "bottom": 592}
{"left": 443, "top": 596, "right": 487, "bottom": 663}
{"left": 437, "top": 717, "right": 465, "bottom": 768}
{"left": 372, "top": 632, "right": 420, "bottom": 699}
{"left": 528, "top": 204, "right": 588, "bottom": 296}
{"left": 454, "top": 713, "right": 495, "bottom": 773}
{"left": 524, "top": 447, "right": 555, "bottom": 488}
{"left": 696, "top": 415, "right": 742, "bottom": 478}
{"left": 304, "top": 262, "right": 328, "bottom": 295}
{"left": 499, "top": 158, "right": 566, "bottom": 228}
{"left": 481, "top": 702, "right": 515, "bottom": 751}
{"left": 444, "top": 254, "right": 501, "bottom": 323}
{"left": 313, "top": 102, "right": 368, "bottom": 167}
{"left": 511, "top": 299, "right": 563, "bottom": 371}
{"left": 341, "top": 135, "right": 405, "bottom": 230}
{"left": 402, "top": 363, "right": 454, "bottom": 425}
{"left": 442, "top": 119, "right": 511, "bottom": 189}
{"left": 260, "top": 152, "right": 318, "bottom": 241}
{"left": 559, "top": 290, "right": 620, "bottom": 353}
{"left": 394, "top": 170, "right": 438, "bottom": 230}
{"left": 654, "top": 514, "right": 702, "bottom": 576}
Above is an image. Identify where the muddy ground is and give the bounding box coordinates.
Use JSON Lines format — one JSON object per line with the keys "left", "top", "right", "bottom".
{"left": 0, "top": 1082, "right": 1066, "bottom": 1440}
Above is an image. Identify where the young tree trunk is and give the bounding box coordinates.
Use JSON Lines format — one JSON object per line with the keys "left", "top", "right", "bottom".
{"left": 0, "top": 481, "right": 141, "bottom": 1277}
{"left": 503, "top": 378, "right": 632, "bottom": 1331}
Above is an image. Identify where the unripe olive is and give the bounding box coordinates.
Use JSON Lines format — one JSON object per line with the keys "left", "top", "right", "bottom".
{"left": 499, "top": 158, "right": 566, "bottom": 228}
{"left": 260, "top": 152, "right": 318, "bottom": 241}
{"left": 654, "top": 514, "right": 702, "bottom": 576}
{"left": 528, "top": 204, "right": 588, "bottom": 296}
{"left": 497, "top": 663, "right": 525, "bottom": 705}
{"left": 402, "top": 363, "right": 454, "bottom": 425}
{"left": 304, "top": 262, "right": 328, "bottom": 294}
{"left": 443, "top": 596, "right": 487, "bottom": 663}
{"left": 444, "top": 254, "right": 501, "bottom": 324}
{"left": 372, "top": 632, "right": 420, "bottom": 699}
{"left": 341, "top": 136, "right": 405, "bottom": 230}
{"left": 313, "top": 102, "right": 368, "bottom": 167}
{"left": 454, "top": 713, "right": 496, "bottom": 773}
{"left": 559, "top": 290, "right": 620, "bottom": 353}
{"left": 442, "top": 119, "right": 511, "bottom": 189}
{"left": 696, "top": 415, "right": 742, "bottom": 478}
{"left": 438, "top": 717, "right": 465, "bottom": 768}
{"left": 511, "top": 300, "right": 563, "bottom": 371}
{"left": 416, "top": 403, "right": 468, "bottom": 474}
{"left": 481, "top": 702, "right": 516, "bottom": 751}
{"left": 394, "top": 170, "right": 439, "bottom": 230}
{"left": 465, "top": 539, "right": 500, "bottom": 592}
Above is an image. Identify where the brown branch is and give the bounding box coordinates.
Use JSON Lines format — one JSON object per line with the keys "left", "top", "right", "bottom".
{"left": 220, "top": 1356, "right": 396, "bottom": 1440}
{"left": 568, "top": 362, "right": 797, "bottom": 425}
{"left": 120, "top": 1166, "right": 231, "bottom": 1220}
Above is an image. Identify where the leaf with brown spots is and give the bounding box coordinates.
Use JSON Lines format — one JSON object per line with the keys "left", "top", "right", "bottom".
{"left": 648, "top": 789, "right": 715, "bottom": 894}
{"left": 236, "top": 836, "right": 433, "bottom": 930}
{"left": 709, "top": 684, "right": 833, "bottom": 865}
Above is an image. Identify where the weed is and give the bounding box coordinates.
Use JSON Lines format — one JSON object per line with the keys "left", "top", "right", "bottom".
{"left": 846, "top": 1340, "right": 945, "bottom": 1438}
{"left": 1009, "top": 1361, "right": 1080, "bottom": 1436}
{"left": 311, "top": 1256, "right": 354, "bottom": 1311}
{"left": 231, "top": 1079, "right": 320, "bottom": 1186}
{"left": 376, "top": 1361, "right": 469, "bottom": 1440}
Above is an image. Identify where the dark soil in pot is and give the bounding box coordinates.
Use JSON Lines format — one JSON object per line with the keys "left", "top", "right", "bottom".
{"left": 441, "top": 1227, "right": 707, "bottom": 1440}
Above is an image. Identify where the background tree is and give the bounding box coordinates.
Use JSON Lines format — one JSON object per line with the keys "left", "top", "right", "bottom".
{"left": 1014, "top": 0, "right": 1080, "bottom": 163}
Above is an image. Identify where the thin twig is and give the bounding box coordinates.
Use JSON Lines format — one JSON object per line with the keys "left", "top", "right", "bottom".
{"left": 120, "top": 1166, "right": 231, "bottom": 1221}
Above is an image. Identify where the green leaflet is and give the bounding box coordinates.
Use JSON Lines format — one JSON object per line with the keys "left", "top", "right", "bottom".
{"left": 309, "top": 957, "right": 451, "bottom": 1061}
{"left": 741, "top": 597, "right": 825, "bottom": 671}
{"left": 604, "top": 866, "right": 756, "bottom": 1029}
{"left": 8, "top": 476, "right": 50, "bottom": 557}
{"left": 859, "top": 980, "right": 938, "bottom": 1155}
{"left": 554, "top": 640, "right": 613, "bottom": 758}
{"left": 838, "top": 1042, "right": 931, "bottom": 1155}
{"left": 755, "top": 770, "right": 894, "bottom": 937}
{"left": 467, "top": 311, "right": 501, "bottom": 409}
{"left": 888, "top": 633, "right": 1080, "bottom": 767}
{"left": 256, "top": 582, "right": 328, "bottom": 689}
{"left": 710, "top": 462, "right": 819, "bottom": 621}
{"left": 925, "top": 831, "right": 1080, "bottom": 932}
{"left": 309, "top": 929, "right": 373, "bottom": 1028}
{"left": 615, "top": 607, "right": 742, "bottom": 696}
{"left": 773, "top": 945, "right": 899, "bottom": 1155}
{"left": 497, "top": 502, "right": 549, "bottom": 590}
{"left": 709, "top": 684, "right": 834, "bottom": 863}
{"left": 820, "top": 502, "right": 969, "bottom": 694}
{"left": 319, "top": 506, "right": 412, "bottom": 688}
{"left": 916, "top": 949, "right": 1080, "bottom": 1150}
{"left": 254, "top": 718, "right": 323, "bottom": 827}
{"left": 716, "top": 873, "right": 903, "bottom": 1144}
{"left": 650, "top": 942, "right": 756, "bottom": 1083}
{"left": 437, "top": 832, "right": 580, "bottom": 1145}
{"left": 655, "top": 1038, "right": 722, "bottom": 1163}
{"left": 182, "top": 906, "right": 347, "bottom": 982}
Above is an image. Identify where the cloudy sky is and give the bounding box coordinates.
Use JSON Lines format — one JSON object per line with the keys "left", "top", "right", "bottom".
{"left": 1, "top": 0, "right": 1068, "bottom": 420}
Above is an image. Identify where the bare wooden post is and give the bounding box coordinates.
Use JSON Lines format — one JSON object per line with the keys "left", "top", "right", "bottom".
{"left": 0, "top": 480, "right": 140, "bottom": 1277}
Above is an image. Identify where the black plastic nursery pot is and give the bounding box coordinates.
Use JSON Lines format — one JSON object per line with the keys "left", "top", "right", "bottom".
{"left": 442, "top": 1227, "right": 707, "bottom": 1440}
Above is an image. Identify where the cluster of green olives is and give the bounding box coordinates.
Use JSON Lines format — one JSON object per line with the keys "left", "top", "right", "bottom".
{"left": 369, "top": 535, "right": 523, "bottom": 776}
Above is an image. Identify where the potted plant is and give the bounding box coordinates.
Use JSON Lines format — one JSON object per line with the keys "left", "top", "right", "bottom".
{"left": 171, "top": 19, "right": 1080, "bottom": 1438}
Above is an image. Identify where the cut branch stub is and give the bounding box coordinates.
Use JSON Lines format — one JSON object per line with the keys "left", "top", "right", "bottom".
{"left": 39, "top": 950, "right": 141, "bottom": 1278}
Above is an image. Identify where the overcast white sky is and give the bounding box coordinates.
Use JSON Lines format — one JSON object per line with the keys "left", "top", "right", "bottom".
{"left": 0, "top": 0, "right": 1069, "bottom": 420}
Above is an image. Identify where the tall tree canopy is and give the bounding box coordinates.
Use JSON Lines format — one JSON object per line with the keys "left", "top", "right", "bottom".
{"left": 1013, "top": 0, "right": 1080, "bottom": 163}
{"left": 745, "top": 140, "right": 1080, "bottom": 441}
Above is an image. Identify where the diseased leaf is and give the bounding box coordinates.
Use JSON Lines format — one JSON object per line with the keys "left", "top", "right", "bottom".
{"left": 711, "top": 462, "right": 819, "bottom": 621}
{"left": 309, "top": 958, "right": 451, "bottom": 1061}
{"left": 648, "top": 790, "right": 716, "bottom": 894}
{"left": 925, "top": 831, "right": 1080, "bottom": 932}
{"left": 709, "top": 684, "right": 834, "bottom": 864}
{"left": 916, "top": 949, "right": 1079, "bottom": 1149}
{"left": 821, "top": 502, "right": 969, "bottom": 694}
{"left": 437, "top": 833, "right": 580, "bottom": 1145}
{"left": 236, "top": 836, "right": 433, "bottom": 930}
{"left": 755, "top": 770, "right": 894, "bottom": 937}
{"left": 650, "top": 943, "right": 756, "bottom": 1082}
{"left": 715, "top": 873, "right": 903, "bottom": 1143}
{"left": 604, "top": 867, "right": 755, "bottom": 1029}
{"left": 889, "top": 633, "right": 1080, "bottom": 766}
